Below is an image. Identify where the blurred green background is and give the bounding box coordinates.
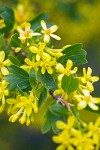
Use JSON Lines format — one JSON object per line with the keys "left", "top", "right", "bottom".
{"left": 0, "top": 0, "right": 100, "bottom": 150}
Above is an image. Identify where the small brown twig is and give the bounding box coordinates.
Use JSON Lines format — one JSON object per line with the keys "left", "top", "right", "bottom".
{"left": 49, "top": 89, "right": 71, "bottom": 111}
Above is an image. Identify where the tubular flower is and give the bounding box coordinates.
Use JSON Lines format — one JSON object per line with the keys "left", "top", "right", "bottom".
{"left": 7, "top": 92, "right": 38, "bottom": 126}
{"left": 0, "top": 51, "right": 11, "bottom": 75}
{"left": 53, "top": 116, "right": 100, "bottom": 150}
{"left": 17, "top": 22, "right": 41, "bottom": 43}
{"left": 0, "top": 80, "right": 9, "bottom": 113}
{"left": 29, "top": 43, "right": 51, "bottom": 61}
{"left": 41, "top": 20, "right": 61, "bottom": 43}
{"left": 45, "top": 47, "right": 63, "bottom": 58}
{"left": 79, "top": 67, "right": 99, "bottom": 92}
{"left": 74, "top": 89, "right": 100, "bottom": 110}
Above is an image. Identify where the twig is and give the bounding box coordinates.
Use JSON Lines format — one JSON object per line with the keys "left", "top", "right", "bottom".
{"left": 49, "top": 89, "right": 71, "bottom": 111}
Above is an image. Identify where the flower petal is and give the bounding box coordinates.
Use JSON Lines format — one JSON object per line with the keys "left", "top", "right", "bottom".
{"left": 3, "top": 59, "right": 11, "bottom": 66}
{"left": 77, "top": 101, "right": 87, "bottom": 110}
{"left": 1, "top": 66, "right": 9, "bottom": 75}
{"left": 56, "top": 63, "right": 64, "bottom": 73}
{"left": 68, "top": 116, "right": 75, "bottom": 127}
{"left": 44, "top": 34, "right": 50, "bottom": 43}
{"left": 41, "top": 66, "right": 46, "bottom": 74}
{"left": 39, "top": 43, "right": 46, "bottom": 51}
{"left": 30, "top": 32, "right": 41, "bottom": 36}
{"left": 41, "top": 20, "right": 47, "bottom": 30}
{"left": 0, "top": 51, "right": 5, "bottom": 62}
{"left": 50, "top": 25, "right": 58, "bottom": 33}
{"left": 56, "top": 121, "right": 67, "bottom": 129}
{"left": 87, "top": 67, "right": 92, "bottom": 76}
{"left": 24, "top": 58, "right": 32, "bottom": 65}
{"left": 29, "top": 46, "right": 38, "bottom": 53}
{"left": 47, "top": 67, "right": 53, "bottom": 74}
{"left": 88, "top": 102, "right": 99, "bottom": 110}
{"left": 36, "top": 54, "right": 41, "bottom": 61}
{"left": 50, "top": 34, "right": 61, "bottom": 40}
{"left": 43, "top": 52, "right": 51, "bottom": 61}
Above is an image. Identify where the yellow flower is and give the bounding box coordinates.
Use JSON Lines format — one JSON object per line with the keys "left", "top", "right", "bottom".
{"left": 21, "top": 57, "right": 41, "bottom": 72}
{"left": 88, "top": 117, "right": 100, "bottom": 145}
{"left": 56, "top": 59, "right": 78, "bottom": 76}
{"left": 0, "top": 80, "right": 9, "bottom": 113}
{"left": 74, "top": 89, "right": 100, "bottom": 110}
{"left": 53, "top": 116, "right": 99, "bottom": 150}
{"left": 40, "top": 59, "right": 56, "bottom": 74}
{"left": 41, "top": 20, "right": 61, "bottom": 43}
{"left": 0, "top": 51, "right": 11, "bottom": 75}
{"left": 74, "top": 131, "right": 94, "bottom": 150}
{"left": 7, "top": 92, "right": 38, "bottom": 126}
{"left": 0, "top": 19, "right": 6, "bottom": 29}
{"left": 29, "top": 43, "right": 51, "bottom": 61}
{"left": 53, "top": 116, "right": 77, "bottom": 150}
{"left": 17, "top": 22, "right": 41, "bottom": 43}
{"left": 80, "top": 67, "right": 99, "bottom": 92}
{"left": 56, "top": 116, "right": 76, "bottom": 130}
{"left": 14, "top": 3, "right": 34, "bottom": 23}
{"left": 56, "top": 60, "right": 78, "bottom": 87}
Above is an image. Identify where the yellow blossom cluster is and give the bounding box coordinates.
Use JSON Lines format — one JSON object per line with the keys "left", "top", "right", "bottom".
{"left": 54, "top": 60, "right": 100, "bottom": 111}
{"left": 74, "top": 67, "right": 100, "bottom": 110}
{"left": 16, "top": 21, "right": 63, "bottom": 74}
{"left": 7, "top": 92, "right": 38, "bottom": 126}
{"left": 53, "top": 116, "right": 100, "bottom": 150}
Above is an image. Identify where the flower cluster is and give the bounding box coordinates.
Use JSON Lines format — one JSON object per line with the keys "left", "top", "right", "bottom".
{"left": 16, "top": 21, "right": 63, "bottom": 74}
{"left": 53, "top": 116, "right": 100, "bottom": 150}
{"left": 54, "top": 62, "right": 100, "bottom": 111}
{"left": 0, "top": 17, "right": 99, "bottom": 132}
{"left": 7, "top": 92, "right": 38, "bottom": 126}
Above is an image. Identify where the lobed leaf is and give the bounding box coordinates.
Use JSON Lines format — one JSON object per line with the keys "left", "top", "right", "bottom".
{"left": 10, "top": 33, "right": 22, "bottom": 47}
{"left": 37, "top": 69, "right": 57, "bottom": 90}
{"left": 61, "top": 75, "right": 79, "bottom": 93}
{"left": 0, "top": 7, "right": 14, "bottom": 33}
{"left": 57, "top": 43, "right": 87, "bottom": 66}
{"left": 5, "top": 65, "right": 30, "bottom": 91}
{"left": 39, "top": 88, "right": 47, "bottom": 107}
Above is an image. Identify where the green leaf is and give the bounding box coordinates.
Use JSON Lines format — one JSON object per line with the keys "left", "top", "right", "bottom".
{"left": 8, "top": 65, "right": 29, "bottom": 77}
{"left": 29, "top": 68, "right": 36, "bottom": 88}
{"left": 0, "top": 34, "right": 6, "bottom": 50}
{"left": 57, "top": 43, "right": 87, "bottom": 66}
{"left": 42, "top": 102, "right": 65, "bottom": 133}
{"left": 0, "top": 7, "right": 14, "bottom": 33}
{"left": 61, "top": 75, "right": 79, "bottom": 93}
{"left": 5, "top": 65, "right": 30, "bottom": 91}
{"left": 37, "top": 69, "right": 57, "bottom": 90}
{"left": 30, "top": 13, "right": 48, "bottom": 30}
{"left": 10, "top": 33, "right": 22, "bottom": 47}
{"left": 39, "top": 88, "right": 47, "bottom": 107}
{"left": 49, "top": 102, "right": 69, "bottom": 116}
{"left": 41, "top": 109, "right": 55, "bottom": 133}
{"left": 0, "top": 34, "right": 10, "bottom": 56}
{"left": 16, "top": 53, "right": 25, "bottom": 65}
{"left": 8, "top": 55, "right": 21, "bottom": 66}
